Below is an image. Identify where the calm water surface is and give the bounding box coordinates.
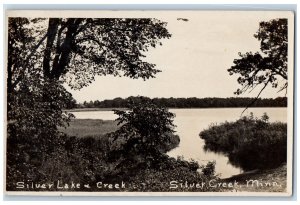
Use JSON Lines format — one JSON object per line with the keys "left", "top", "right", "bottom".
{"left": 72, "top": 107, "right": 287, "bottom": 178}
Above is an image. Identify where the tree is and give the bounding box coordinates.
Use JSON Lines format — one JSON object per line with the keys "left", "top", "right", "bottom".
{"left": 110, "top": 97, "right": 177, "bottom": 169}
{"left": 7, "top": 17, "right": 171, "bottom": 129}
{"left": 8, "top": 18, "right": 171, "bottom": 92}
{"left": 6, "top": 17, "right": 171, "bottom": 186}
{"left": 7, "top": 18, "right": 75, "bottom": 139}
{"left": 228, "top": 19, "right": 288, "bottom": 108}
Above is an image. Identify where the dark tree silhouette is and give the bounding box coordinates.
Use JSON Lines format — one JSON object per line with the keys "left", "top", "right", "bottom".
{"left": 228, "top": 19, "right": 288, "bottom": 111}
{"left": 7, "top": 17, "right": 171, "bottom": 130}
{"left": 9, "top": 18, "right": 170, "bottom": 90}
{"left": 108, "top": 98, "right": 177, "bottom": 172}
{"left": 113, "top": 98, "right": 176, "bottom": 155}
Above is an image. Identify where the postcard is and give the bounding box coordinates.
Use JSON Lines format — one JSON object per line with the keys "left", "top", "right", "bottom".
{"left": 4, "top": 10, "right": 294, "bottom": 196}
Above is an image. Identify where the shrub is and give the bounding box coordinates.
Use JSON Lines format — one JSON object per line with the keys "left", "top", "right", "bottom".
{"left": 108, "top": 97, "right": 178, "bottom": 169}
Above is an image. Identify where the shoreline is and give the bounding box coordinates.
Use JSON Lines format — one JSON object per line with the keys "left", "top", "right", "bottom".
{"left": 220, "top": 164, "right": 287, "bottom": 192}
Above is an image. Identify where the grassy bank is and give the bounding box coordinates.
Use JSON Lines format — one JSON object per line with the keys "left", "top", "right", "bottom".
{"left": 58, "top": 119, "right": 119, "bottom": 138}
{"left": 59, "top": 118, "right": 180, "bottom": 153}
{"left": 200, "top": 113, "right": 287, "bottom": 171}
{"left": 197, "top": 113, "right": 288, "bottom": 192}
{"left": 9, "top": 117, "right": 220, "bottom": 192}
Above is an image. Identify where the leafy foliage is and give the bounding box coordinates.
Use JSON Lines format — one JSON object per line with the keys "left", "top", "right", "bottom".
{"left": 8, "top": 18, "right": 171, "bottom": 90}
{"left": 228, "top": 19, "right": 288, "bottom": 98}
{"left": 200, "top": 161, "right": 216, "bottom": 177}
{"left": 125, "top": 157, "right": 218, "bottom": 192}
{"left": 66, "top": 18, "right": 171, "bottom": 89}
{"left": 115, "top": 98, "right": 175, "bottom": 135}
{"left": 102, "top": 97, "right": 179, "bottom": 175}
{"left": 8, "top": 79, "right": 75, "bottom": 138}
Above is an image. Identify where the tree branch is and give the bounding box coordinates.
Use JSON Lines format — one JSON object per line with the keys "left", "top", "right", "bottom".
{"left": 241, "top": 80, "right": 270, "bottom": 116}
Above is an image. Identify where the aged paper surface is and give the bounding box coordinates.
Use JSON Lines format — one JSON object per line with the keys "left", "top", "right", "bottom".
{"left": 4, "top": 10, "right": 294, "bottom": 196}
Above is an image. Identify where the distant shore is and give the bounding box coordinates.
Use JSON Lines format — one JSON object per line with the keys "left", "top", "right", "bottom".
{"left": 63, "top": 107, "right": 287, "bottom": 112}
{"left": 64, "top": 107, "right": 287, "bottom": 112}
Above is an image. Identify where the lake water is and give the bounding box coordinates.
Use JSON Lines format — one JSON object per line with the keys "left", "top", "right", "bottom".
{"left": 71, "top": 107, "right": 287, "bottom": 178}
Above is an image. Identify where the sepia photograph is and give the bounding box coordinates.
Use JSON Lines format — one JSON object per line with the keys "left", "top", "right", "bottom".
{"left": 4, "top": 10, "right": 294, "bottom": 196}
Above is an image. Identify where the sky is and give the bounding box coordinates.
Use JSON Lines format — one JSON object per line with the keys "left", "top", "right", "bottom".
{"left": 64, "top": 11, "right": 292, "bottom": 103}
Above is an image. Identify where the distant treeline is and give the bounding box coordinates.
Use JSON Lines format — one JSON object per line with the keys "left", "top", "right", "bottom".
{"left": 75, "top": 96, "right": 287, "bottom": 109}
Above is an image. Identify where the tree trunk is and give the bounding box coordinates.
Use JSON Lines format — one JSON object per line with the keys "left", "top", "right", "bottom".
{"left": 50, "top": 18, "right": 81, "bottom": 79}
{"left": 43, "top": 18, "right": 60, "bottom": 78}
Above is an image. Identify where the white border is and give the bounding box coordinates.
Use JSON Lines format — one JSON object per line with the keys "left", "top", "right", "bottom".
{"left": 1, "top": 2, "right": 298, "bottom": 204}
